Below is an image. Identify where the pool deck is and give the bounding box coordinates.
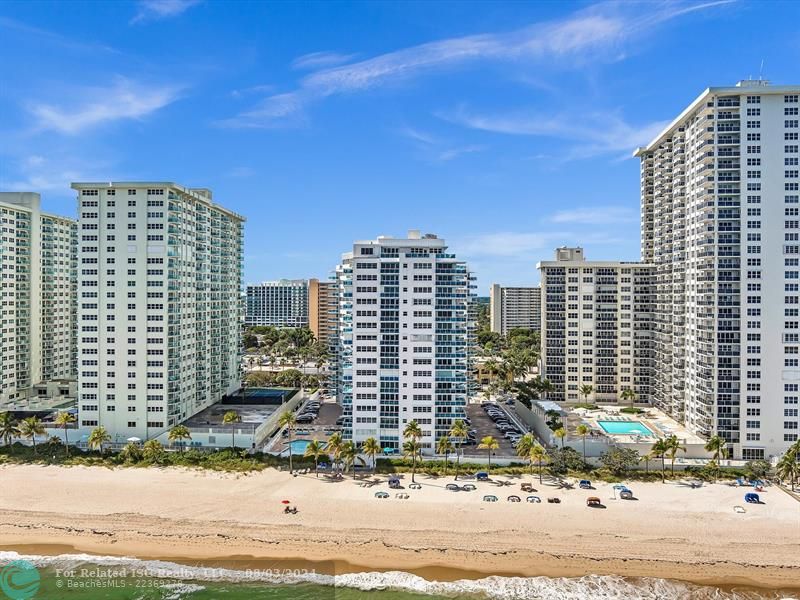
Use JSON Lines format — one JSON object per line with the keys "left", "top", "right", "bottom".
{"left": 572, "top": 406, "right": 706, "bottom": 446}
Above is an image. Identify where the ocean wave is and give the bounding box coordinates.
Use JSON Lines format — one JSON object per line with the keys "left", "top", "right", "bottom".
{"left": 0, "top": 551, "right": 794, "bottom": 600}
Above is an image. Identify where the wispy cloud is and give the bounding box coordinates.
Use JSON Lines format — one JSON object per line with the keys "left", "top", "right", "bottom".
{"left": 456, "top": 231, "right": 570, "bottom": 257}
{"left": 27, "top": 77, "right": 182, "bottom": 135}
{"left": 0, "top": 154, "right": 111, "bottom": 195}
{"left": 0, "top": 16, "right": 118, "bottom": 53}
{"left": 443, "top": 107, "right": 669, "bottom": 157}
{"left": 221, "top": 1, "right": 733, "bottom": 128}
{"left": 291, "top": 51, "right": 357, "bottom": 70}
{"left": 551, "top": 206, "right": 638, "bottom": 225}
{"left": 396, "top": 126, "right": 485, "bottom": 163}
{"left": 131, "top": 0, "right": 201, "bottom": 24}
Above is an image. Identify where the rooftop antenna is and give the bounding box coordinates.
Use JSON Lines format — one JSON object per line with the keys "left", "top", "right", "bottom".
{"left": 758, "top": 59, "right": 765, "bottom": 81}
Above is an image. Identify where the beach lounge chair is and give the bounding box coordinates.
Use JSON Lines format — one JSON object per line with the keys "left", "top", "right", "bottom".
{"left": 476, "top": 472, "right": 489, "bottom": 481}
{"left": 520, "top": 483, "right": 534, "bottom": 492}
{"left": 619, "top": 489, "right": 634, "bottom": 500}
{"left": 409, "top": 483, "right": 422, "bottom": 490}
{"left": 733, "top": 505, "right": 746, "bottom": 513}
{"left": 744, "top": 492, "right": 760, "bottom": 504}
{"left": 526, "top": 495, "right": 541, "bottom": 503}
{"left": 461, "top": 484, "right": 477, "bottom": 491}
{"left": 547, "top": 497, "right": 561, "bottom": 504}
{"left": 586, "top": 497, "right": 602, "bottom": 507}
{"left": 374, "top": 491, "right": 389, "bottom": 499}
{"left": 507, "top": 495, "right": 521, "bottom": 502}
{"left": 482, "top": 494, "right": 498, "bottom": 502}
{"left": 446, "top": 483, "right": 460, "bottom": 491}
{"left": 579, "top": 480, "right": 592, "bottom": 489}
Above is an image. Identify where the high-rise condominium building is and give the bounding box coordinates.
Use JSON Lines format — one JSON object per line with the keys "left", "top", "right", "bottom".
{"left": 538, "top": 247, "right": 655, "bottom": 404}
{"left": 71, "top": 182, "right": 244, "bottom": 441}
{"left": 336, "top": 231, "right": 473, "bottom": 450}
{"left": 0, "top": 192, "right": 77, "bottom": 405}
{"left": 635, "top": 81, "right": 800, "bottom": 460}
{"left": 308, "top": 278, "right": 338, "bottom": 349}
{"left": 489, "top": 284, "right": 541, "bottom": 334}
{"left": 245, "top": 279, "right": 308, "bottom": 328}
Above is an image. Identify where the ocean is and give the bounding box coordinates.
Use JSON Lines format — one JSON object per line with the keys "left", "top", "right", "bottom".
{"left": 0, "top": 551, "right": 797, "bottom": 600}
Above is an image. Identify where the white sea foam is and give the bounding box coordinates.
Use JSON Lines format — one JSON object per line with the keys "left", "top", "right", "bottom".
{"left": 0, "top": 551, "right": 794, "bottom": 600}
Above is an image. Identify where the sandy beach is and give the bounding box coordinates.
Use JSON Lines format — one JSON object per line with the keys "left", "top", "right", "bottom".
{"left": 0, "top": 464, "right": 798, "bottom": 590}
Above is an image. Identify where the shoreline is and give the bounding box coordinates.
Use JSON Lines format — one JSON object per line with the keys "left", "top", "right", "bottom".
{"left": 1, "top": 464, "right": 798, "bottom": 592}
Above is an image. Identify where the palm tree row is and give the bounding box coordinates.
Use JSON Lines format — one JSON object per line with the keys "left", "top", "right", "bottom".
{"left": 776, "top": 440, "right": 800, "bottom": 491}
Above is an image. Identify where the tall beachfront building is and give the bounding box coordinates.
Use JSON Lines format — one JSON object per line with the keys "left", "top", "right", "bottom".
{"left": 635, "top": 81, "right": 800, "bottom": 460}
{"left": 538, "top": 247, "right": 655, "bottom": 404}
{"left": 489, "top": 284, "right": 541, "bottom": 334}
{"left": 244, "top": 279, "right": 308, "bottom": 328}
{"left": 335, "top": 231, "right": 473, "bottom": 450}
{"left": 308, "top": 278, "right": 338, "bottom": 349}
{"left": 71, "top": 182, "right": 244, "bottom": 442}
{"left": 0, "top": 192, "right": 77, "bottom": 406}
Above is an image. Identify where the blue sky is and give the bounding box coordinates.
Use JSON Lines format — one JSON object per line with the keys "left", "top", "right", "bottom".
{"left": 1, "top": 0, "right": 798, "bottom": 290}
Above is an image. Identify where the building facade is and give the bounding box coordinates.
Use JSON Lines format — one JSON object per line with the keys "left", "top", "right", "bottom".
{"left": 245, "top": 279, "right": 308, "bottom": 328}
{"left": 0, "top": 192, "right": 77, "bottom": 406}
{"left": 538, "top": 247, "right": 655, "bottom": 404}
{"left": 635, "top": 81, "right": 800, "bottom": 460}
{"left": 308, "top": 278, "right": 337, "bottom": 349}
{"left": 336, "top": 231, "right": 473, "bottom": 450}
{"left": 489, "top": 284, "right": 541, "bottom": 334}
{"left": 71, "top": 182, "right": 244, "bottom": 442}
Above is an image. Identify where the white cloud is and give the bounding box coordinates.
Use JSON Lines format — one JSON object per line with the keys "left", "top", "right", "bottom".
{"left": 443, "top": 107, "right": 670, "bottom": 157}
{"left": 27, "top": 78, "right": 181, "bottom": 135}
{"left": 437, "top": 144, "right": 484, "bottom": 162}
{"left": 551, "top": 206, "right": 638, "bottom": 225}
{"left": 131, "top": 0, "right": 201, "bottom": 24}
{"left": 0, "top": 154, "right": 110, "bottom": 194}
{"left": 291, "top": 51, "right": 357, "bottom": 70}
{"left": 222, "top": 1, "right": 733, "bottom": 128}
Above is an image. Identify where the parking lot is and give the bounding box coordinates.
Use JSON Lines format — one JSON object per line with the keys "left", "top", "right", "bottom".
{"left": 462, "top": 402, "right": 523, "bottom": 457}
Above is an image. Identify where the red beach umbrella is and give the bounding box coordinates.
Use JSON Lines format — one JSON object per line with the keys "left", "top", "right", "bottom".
{"left": 281, "top": 500, "right": 291, "bottom": 504}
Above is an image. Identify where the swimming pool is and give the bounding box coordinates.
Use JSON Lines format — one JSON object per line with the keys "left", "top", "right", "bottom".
{"left": 288, "top": 439, "right": 312, "bottom": 454}
{"left": 598, "top": 420, "right": 654, "bottom": 436}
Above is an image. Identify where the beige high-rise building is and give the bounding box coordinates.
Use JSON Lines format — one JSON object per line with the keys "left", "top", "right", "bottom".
{"left": 0, "top": 192, "right": 77, "bottom": 406}
{"left": 308, "top": 278, "right": 337, "bottom": 349}
{"left": 489, "top": 284, "right": 541, "bottom": 334}
{"left": 538, "top": 247, "right": 655, "bottom": 404}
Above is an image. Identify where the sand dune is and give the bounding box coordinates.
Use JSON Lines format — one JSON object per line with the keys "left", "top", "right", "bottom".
{"left": 0, "top": 464, "right": 798, "bottom": 589}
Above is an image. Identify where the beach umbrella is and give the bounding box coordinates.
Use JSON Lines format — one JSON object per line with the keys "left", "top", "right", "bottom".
{"left": 127, "top": 437, "right": 142, "bottom": 443}
{"left": 281, "top": 500, "right": 291, "bottom": 504}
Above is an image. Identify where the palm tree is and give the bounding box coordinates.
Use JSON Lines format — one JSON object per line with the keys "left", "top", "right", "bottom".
{"left": 341, "top": 440, "right": 358, "bottom": 478}
{"left": 449, "top": 419, "right": 468, "bottom": 480}
{"left": 650, "top": 438, "right": 669, "bottom": 483}
{"left": 142, "top": 439, "right": 165, "bottom": 463}
{"left": 361, "top": 437, "right": 381, "bottom": 473}
{"left": 579, "top": 384, "right": 593, "bottom": 403}
{"left": 168, "top": 424, "right": 191, "bottom": 452}
{"left": 403, "top": 420, "right": 423, "bottom": 482}
{"left": 776, "top": 450, "right": 798, "bottom": 492}
{"left": 87, "top": 425, "right": 112, "bottom": 455}
{"left": 54, "top": 411, "right": 76, "bottom": 456}
{"left": 620, "top": 388, "right": 636, "bottom": 409}
{"left": 402, "top": 439, "right": 422, "bottom": 483}
{"left": 575, "top": 424, "right": 590, "bottom": 465}
{"left": 0, "top": 412, "right": 19, "bottom": 450}
{"left": 120, "top": 442, "right": 142, "bottom": 463}
{"left": 515, "top": 433, "right": 536, "bottom": 475}
{"left": 704, "top": 435, "right": 728, "bottom": 463}
{"left": 278, "top": 411, "right": 297, "bottom": 472}
{"left": 478, "top": 435, "right": 499, "bottom": 472}
{"left": 18, "top": 416, "right": 45, "bottom": 454}
{"left": 436, "top": 435, "right": 454, "bottom": 477}
{"left": 325, "top": 431, "right": 344, "bottom": 473}
{"left": 665, "top": 435, "right": 686, "bottom": 474}
{"left": 304, "top": 439, "right": 326, "bottom": 477}
{"left": 554, "top": 427, "right": 566, "bottom": 449}
{"left": 538, "top": 378, "right": 554, "bottom": 401}
{"left": 529, "top": 444, "right": 548, "bottom": 484}
{"left": 222, "top": 410, "right": 241, "bottom": 449}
